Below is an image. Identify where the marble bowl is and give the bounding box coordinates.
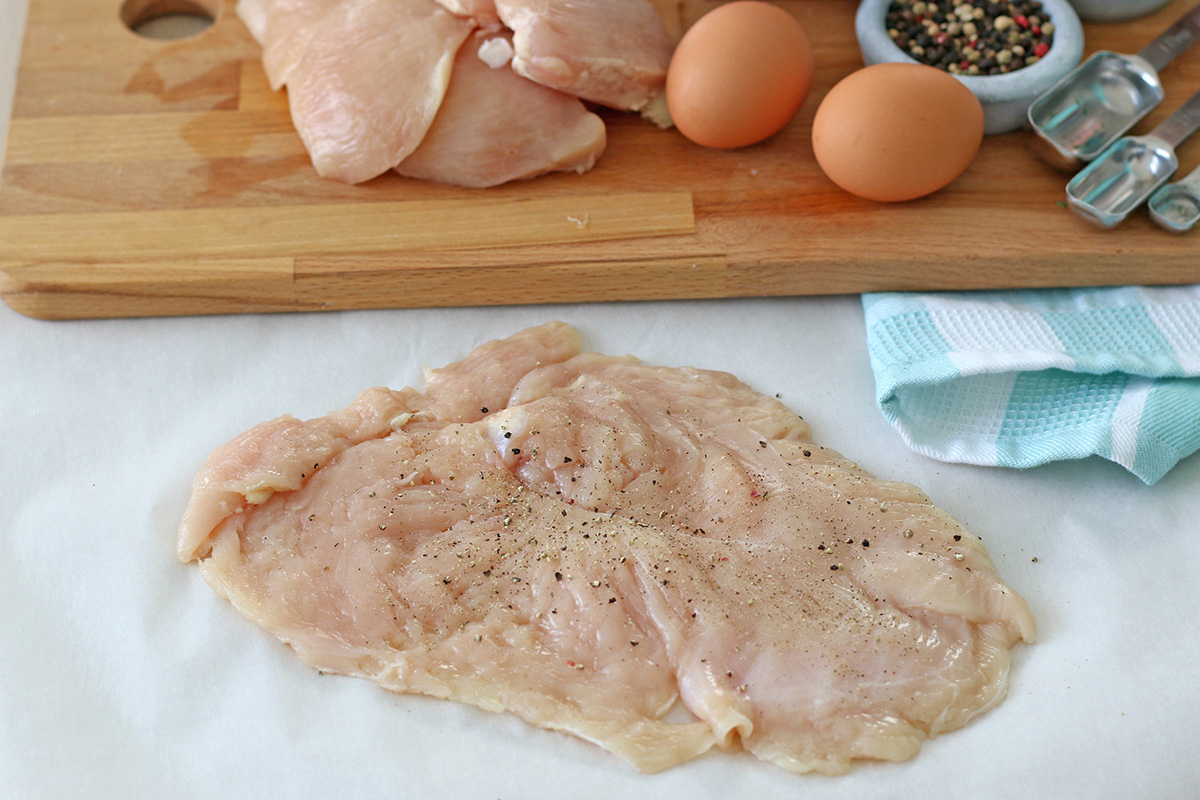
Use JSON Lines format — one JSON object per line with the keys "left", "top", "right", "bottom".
{"left": 855, "top": 0, "right": 1085, "bottom": 135}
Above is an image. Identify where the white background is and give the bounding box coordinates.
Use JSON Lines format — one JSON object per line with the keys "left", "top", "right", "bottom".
{"left": 3, "top": 2, "right": 1199, "bottom": 798}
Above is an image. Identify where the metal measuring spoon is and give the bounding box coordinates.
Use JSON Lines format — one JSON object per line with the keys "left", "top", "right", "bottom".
{"left": 1148, "top": 163, "right": 1200, "bottom": 232}
{"left": 1065, "top": 88, "right": 1200, "bottom": 228}
{"left": 1028, "top": 1, "right": 1200, "bottom": 171}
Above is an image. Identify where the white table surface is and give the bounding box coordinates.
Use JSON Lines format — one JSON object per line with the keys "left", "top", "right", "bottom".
{"left": 3, "top": 2, "right": 1199, "bottom": 798}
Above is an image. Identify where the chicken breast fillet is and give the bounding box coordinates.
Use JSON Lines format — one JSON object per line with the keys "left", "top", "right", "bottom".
{"left": 434, "top": 0, "right": 502, "bottom": 28}
{"left": 236, "top": 0, "right": 342, "bottom": 91}
{"left": 493, "top": 0, "right": 674, "bottom": 111}
{"left": 395, "top": 31, "right": 606, "bottom": 187}
{"left": 178, "top": 322, "right": 1035, "bottom": 774}
{"left": 283, "top": 0, "right": 474, "bottom": 183}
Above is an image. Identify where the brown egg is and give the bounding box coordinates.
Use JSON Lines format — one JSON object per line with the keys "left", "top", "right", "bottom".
{"left": 811, "top": 63, "right": 984, "bottom": 202}
{"left": 666, "top": 1, "right": 814, "bottom": 149}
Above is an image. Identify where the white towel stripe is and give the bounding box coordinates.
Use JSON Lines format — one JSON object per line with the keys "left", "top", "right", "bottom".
{"left": 1108, "top": 379, "right": 1151, "bottom": 471}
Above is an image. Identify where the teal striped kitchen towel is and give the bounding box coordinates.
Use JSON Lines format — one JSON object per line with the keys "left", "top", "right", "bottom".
{"left": 862, "top": 286, "right": 1200, "bottom": 484}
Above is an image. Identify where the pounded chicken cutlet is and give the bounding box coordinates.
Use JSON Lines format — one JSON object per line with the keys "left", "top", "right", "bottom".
{"left": 178, "top": 322, "right": 1035, "bottom": 774}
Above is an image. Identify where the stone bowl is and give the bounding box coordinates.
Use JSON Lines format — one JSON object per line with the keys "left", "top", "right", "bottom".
{"left": 854, "top": 0, "right": 1085, "bottom": 135}
{"left": 1066, "top": 0, "right": 1172, "bottom": 22}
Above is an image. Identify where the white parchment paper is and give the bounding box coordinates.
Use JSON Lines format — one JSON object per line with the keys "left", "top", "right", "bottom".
{"left": 4, "top": 299, "right": 1198, "bottom": 799}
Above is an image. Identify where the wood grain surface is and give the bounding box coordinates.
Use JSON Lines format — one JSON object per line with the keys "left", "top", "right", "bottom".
{"left": 2, "top": 0, "right": 1199, "bottom": 319}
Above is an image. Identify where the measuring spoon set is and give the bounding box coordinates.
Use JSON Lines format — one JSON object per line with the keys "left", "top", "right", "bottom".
{"left": 1027, "top": 1, "right": 1200, "bottom": 231}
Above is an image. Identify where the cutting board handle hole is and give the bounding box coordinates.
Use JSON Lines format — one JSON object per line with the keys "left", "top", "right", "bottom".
{"left": 121, "top": 0, "right": 219, "bottom": 40}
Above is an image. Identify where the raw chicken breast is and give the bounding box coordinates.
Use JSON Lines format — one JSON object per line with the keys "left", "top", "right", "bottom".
{"left": 494, "top": 0, "right": 674, "bottom": 111}
{"left": 265, "top": 0, "right": 342, "bottom": 92}
{"left": 435, "top": 0, "right": 501, "bottom": 27}
{"left": 179, "top": 323, "right": 1035, "bottom": 774}
{"left": 235, "top": 0, "right": 269, "bottom": 45}
{"left": 396, "top": 32, "right": 606, "bottom": 187}
{"left": 284, "top": 0, "right": 474, "bottom": 183}
{"left": 235, "top": 0, "right": 343, "bottom": 91}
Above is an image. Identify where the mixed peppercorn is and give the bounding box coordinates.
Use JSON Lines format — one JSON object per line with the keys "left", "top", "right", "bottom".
{"left": 886, "top": 1, "right": 1055, "bottom": 76}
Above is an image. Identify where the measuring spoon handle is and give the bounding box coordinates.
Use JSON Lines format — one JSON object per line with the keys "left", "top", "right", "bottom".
{"left": 1137, "top": 1, "right": 1200, "bottom": 72}
{"left": 1151, "top": 87, "right": 1200, "bottom": 149}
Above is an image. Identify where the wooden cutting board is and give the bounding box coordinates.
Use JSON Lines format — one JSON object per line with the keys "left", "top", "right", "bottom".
{"left": 3, "top": 0, "right": 1200, "bottom": 319}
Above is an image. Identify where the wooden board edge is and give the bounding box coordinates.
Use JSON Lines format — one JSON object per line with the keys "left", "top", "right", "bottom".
{"left": 293, "top": 254, "right": 735, "bottom": 310}
{"left": 0, "top": 257, "right": 302, "bottom": 319}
